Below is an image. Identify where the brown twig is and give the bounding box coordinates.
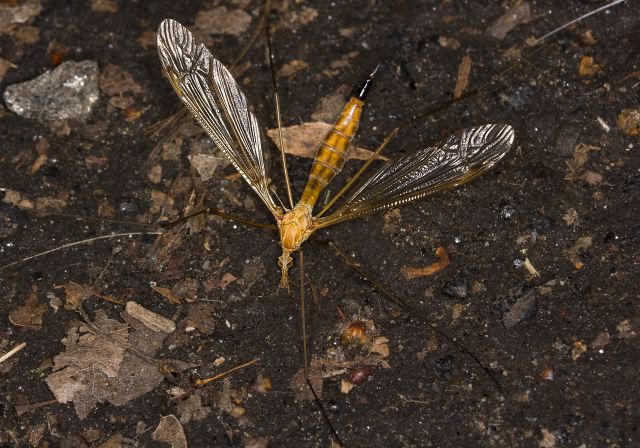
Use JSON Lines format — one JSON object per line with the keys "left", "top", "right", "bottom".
{"left": 0, "top": 342, "right": 27, "bottom": 365}
{"left": 195, "top": 357, "right": 260, "bottom": 386}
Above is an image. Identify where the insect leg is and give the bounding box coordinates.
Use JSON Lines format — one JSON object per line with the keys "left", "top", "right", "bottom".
{"left": 298, "top": 251, "right": 344, "bottom": 447}
{"left": 266, "top": 18, "right": 295, "bottom": 209}
{"left": 323, "top": 240, "right": 502, "bottom": 392}
{"left": 160, "top": 207, "right": 278, "bottom": 231}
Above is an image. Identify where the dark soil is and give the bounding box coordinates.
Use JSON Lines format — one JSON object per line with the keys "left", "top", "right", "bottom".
{"left": 1, "top": 1, "right": 639, "bottom": 447}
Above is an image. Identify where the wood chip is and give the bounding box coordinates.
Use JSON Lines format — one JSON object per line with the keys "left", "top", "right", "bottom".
{"left": 523, "top": 258, "right": 540, "bottom": 277}
{"left": 125, "top": 301, "right": 176, "bottom": 334}
{"left": 453, "top": 55, "right": 472, "bottom": 100}
{"left": 579, "top": 56, "right": 602, "bottom": 77}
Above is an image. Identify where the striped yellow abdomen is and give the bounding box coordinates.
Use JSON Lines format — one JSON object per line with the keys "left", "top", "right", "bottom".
{"left": 299, "top": 97, "right": 363, "bottom": 208}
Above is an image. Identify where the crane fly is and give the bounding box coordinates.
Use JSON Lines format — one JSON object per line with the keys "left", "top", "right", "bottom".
{"left": 156, "top": 19, "right": 515, "bottom": 289}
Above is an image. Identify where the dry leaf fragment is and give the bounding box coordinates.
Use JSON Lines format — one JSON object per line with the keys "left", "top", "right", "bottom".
{"left": 59, "top": 281, "right": 91, "bottom": 310}
{"left": 177, "top": 394, "right": 211, "bottom": 424}
{"left": 136, "top": 29, "right": 156, "bottom": 49}
{"left": 281, "top": 6, "right": 318, "bottom": 31}
{"left": 99, "top": 64, "right": 142, "bottom": 96}
{"left": 188, "top": 153, "right": 227, "bottom": 181}
{"left": 9, "top": 294, "right": 47, "bottom": 329}
{"left": 564, "top": 143, "right": 599, "bottom": 182}
{"left": 147, "top": 163, "right": 162, "bottom": 184}
{"left": 152, "top": 415, "right": 187, "bottom": 448}
{"left": 579, "top": 56, "right": 602, "bottom": 77}
{"left": 45, "top": 311, "right": 128, "bottom": 417}
{"left": 539, "top": 427, "right": 557, "bottom": 448}
{"left": 617, "top": 108, "right": 640, "bottom": 137}
{"left": 564, "top": 236, "right": 592, "bottom": 269}
{"left": 582, "top": 170, "right": 603, "bottom": 185}
{"left": 182, "top": 302, "right": 216, "bottom": 334}
{"left": 46, "top": 309, "right": 171, "bottom": 419}
{"left": 368, "top": 336, "right": 390, "bottom": 358}
{"left": 571, "top": 340, "right": 587, "bottom": 360}
{"left": 340, "top": 379, "right": 355, "bottom": 394}
{"left": 151, "top": 285, "right": 181, "bottom": 305}
{"left": 487, "top": 2, "right": 533, "bottom": 40}
{"left": 401, "top": 246, "right": 450, "bottom": 279}
{"left": 277, "top": 59, "right": 309, "bottom": 78}
{"left": 453, "top": 55, "right": 472, "bottom": 100}
{"left": 311, "top": 84, "right": 350, "bottom": 122}
{"left": 125, "top": 301, "right": 176, "bottom": 334}
{"left": 245, "top": 437, "right": 269, "bottom": 448}
{"left": 438, "top": 35, "right": 460, "bottom": 50}
{"left": 591, "top": 330, "right": 610, "bottom": 349}
{"left": 581, "top": 30, "right": 597, "bottom": 45}
{"left": 195, "top": 7, "right": 252, "bottom": 36}
{"left": 0, "top": 0, "right": 43, "bottom": 35}
{"left": 30, "top": 153, "right": 47, "bottom": 173}
{"left": 266, "top": 122, "right": 387, "bottom": 162}
{"left": 562, "top": 208, "right": 579, "bottom": 226}
{"left": 90, "top": 0, "right": 118, "bottom": 13}
{"left": 220, "top": 272, "right": 237, "bottom": 289}
{"left": 616, "top": 319, "right": 638, "bottom": 339}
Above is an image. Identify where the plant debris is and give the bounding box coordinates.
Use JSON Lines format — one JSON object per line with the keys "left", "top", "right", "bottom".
{"left": 564, "top": 235, "right": 592, "bottom": 269}
{"left": 453, "top": 55, "right": 472, "bottom": 100}
{"left": 579, "top": 55, "right": 602, "bottom": 77}
{"left": 617, "top": 108, "right": 640, "bottom": 137}
{"left": 266, "top": 122, "right": 388, "bottom": 162}
{"left": 401, "top": 246, "right": 450, "bottom": 279}
{"left": 9, "top": 293, "right": 47, "bottom": 329}
{"left": 487, "top": 1, "right": 533, "bottom": 40}
{"left": 45, "top": 309, "right": 173, "bottom": 418}
{"left": 152, "top": 415, "right": 187, "bottom": 448}
{"left": 195, "top": 6, "right": 252, "bottom": 36}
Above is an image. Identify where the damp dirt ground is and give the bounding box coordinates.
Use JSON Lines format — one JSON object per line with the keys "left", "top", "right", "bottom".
{"left": 1, "top": 1, "right": 639, "bottom": 447}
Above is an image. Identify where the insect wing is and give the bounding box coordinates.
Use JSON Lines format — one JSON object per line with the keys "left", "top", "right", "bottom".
{"left": 157, "top": 19, "right": 279, "bottom": 216}
{"left": 316, "top": 124, "right": 515, "bottom": 227}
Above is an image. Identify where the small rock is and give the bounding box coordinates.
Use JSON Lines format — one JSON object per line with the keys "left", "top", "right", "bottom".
{"left": 3, "top": 60, "right": 99, "bottom": 122}
{"left": 442, "top": 278, "right": 468, "bottom": 299}
{"left": 494, "top": 287, "right": 537, "bottom": 329}
{"left": 500, "top": 204, "right": 516, "bottom": 220}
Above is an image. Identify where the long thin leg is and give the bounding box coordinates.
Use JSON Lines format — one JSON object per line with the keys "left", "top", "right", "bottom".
{"left": 0, "top": 232, "right": 163, "bottom": 274}
{"left": 266, "top": 21, "right": 295, "bottom": 210}
{"left": 162, "top": 207, "right": 277, "bottom": 231}
{"left": 299, "top": 251, "right": 309, "bottom": 377}
{"left": 298, "top": 251, "right": 343, "bottom": 447}
{"left": 324, "top": 240, "right": 502, "bottom": 392}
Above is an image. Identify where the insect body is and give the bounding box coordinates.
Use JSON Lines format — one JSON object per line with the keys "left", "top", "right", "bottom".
{"left": 157, "top": 19, "right": 515, "bottom": 289}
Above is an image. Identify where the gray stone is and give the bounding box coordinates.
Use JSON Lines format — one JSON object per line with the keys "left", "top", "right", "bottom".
{"left": 3, "top": 60, "right": 99, "bottom": 122}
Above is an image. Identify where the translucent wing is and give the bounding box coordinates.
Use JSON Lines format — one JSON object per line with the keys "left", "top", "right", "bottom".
{"left": 316, "top": 124, "right": 515, "bottom": 228}
{"left": 157, "top": 19, "right": 279, "bottom": 216}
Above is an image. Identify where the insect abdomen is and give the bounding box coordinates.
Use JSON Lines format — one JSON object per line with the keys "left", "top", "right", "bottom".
{"left": 299, "top": 97, "right": 363, "bottom": 208}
